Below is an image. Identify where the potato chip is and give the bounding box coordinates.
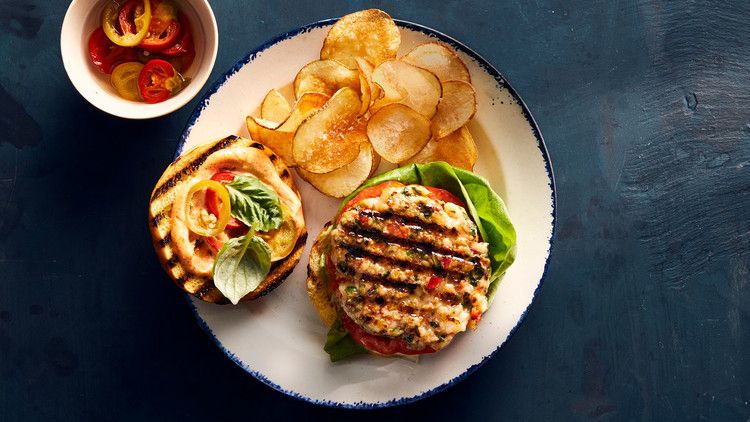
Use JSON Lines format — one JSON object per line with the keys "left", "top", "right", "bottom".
{"left": 431, "top": 80, "right": 477, "bottom": 138}
{"left": 246, "top": 93, "right": 330, "bottom": 166}
{"left": 246, "top": 116, "right": 295, "bottom": 165}
{"left": 371, "top": 60, "right": 441, "bottom": 118}
{"left": 367, "top": 103, "right": 431, "bottom": 163}
{"left": 277, "top": 92, "right": 330, "bottom": 132}
{"left": 246, "top": 116, "right": 279, "bottom": 138}
{"left": 298, "top": 141, "right": 378, "bottom": 198}
{"left": 401, "top": 42, "right": 471, "bottom": 83}
{"left": 293, "top": 60, "right": 360, "bottom": 99}
{"left": 369, "top": 149, "right": 382, "bottom": 177}
{"left": 355, "top": 57, "right": 379, "bottom": 115}
{"left": 401, "top": 125, "right": 477, "bottom": 170}
{"left": 320, "top": 9, "right": 400, "bottom": 69}
{"left": 293, "top": 87, "right": 364, "bottom": 173}
{"left": 260, "top": 89, "right": 292, "bottom": 123}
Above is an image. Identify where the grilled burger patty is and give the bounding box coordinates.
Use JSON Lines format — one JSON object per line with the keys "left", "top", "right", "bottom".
{"left": 329, "top": 184, "right": 491, "bottom": 352}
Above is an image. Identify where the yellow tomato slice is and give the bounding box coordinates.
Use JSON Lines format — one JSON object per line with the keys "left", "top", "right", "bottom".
{"left": 110, "top": 62, "right": 144, "bottom": 101}
{"left": 102, "top": 0, "right": 151, "bottom": 47}
{"left": 185, "top": 180, "right": 231, "bottom": 237}
{"left": 258, "top": 205, "right": 299, "bottom": 261}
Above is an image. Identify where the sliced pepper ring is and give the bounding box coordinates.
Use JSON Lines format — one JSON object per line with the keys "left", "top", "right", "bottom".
{"left": 102, "top": 0, "right": 152, "bottom": 47}
{"left": 185, "top": 180, "right": 231, "bottom": 237}
{"left": 258, "top": 204, "right": 299, "bottom": 262}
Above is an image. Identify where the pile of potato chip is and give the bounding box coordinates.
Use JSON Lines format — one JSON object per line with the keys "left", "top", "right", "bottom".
{"left": 246, "top": 9, "right": 479, "bottom": 198}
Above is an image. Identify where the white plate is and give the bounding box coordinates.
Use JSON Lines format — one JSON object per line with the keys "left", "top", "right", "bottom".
{"left": 177, "top": 19, "right": 556, "bottom": 408}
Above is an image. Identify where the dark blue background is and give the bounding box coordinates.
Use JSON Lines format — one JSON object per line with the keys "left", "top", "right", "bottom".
{"left": 1, "top": 0, "right": 748, "bottom": 420}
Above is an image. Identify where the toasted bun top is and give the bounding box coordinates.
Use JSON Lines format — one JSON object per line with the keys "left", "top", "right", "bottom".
{"left": 149, "top": 136, "right": 307, "bottom": 304}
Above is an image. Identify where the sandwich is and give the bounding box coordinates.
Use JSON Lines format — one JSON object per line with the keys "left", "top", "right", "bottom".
{"left": 149, "top": 135, "right": 307, "bottom": 304}
{"left": 307, "top": 162, "right": 516, "bottom": 361}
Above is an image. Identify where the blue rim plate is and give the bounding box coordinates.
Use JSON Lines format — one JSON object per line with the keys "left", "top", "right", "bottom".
{"left": 176, "top": 18, "right": 556, "bottom": 409}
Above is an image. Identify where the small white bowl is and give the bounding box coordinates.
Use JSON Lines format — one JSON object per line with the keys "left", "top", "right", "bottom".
{"left": 61, "top": 0, "right": 218, "bottom": 119}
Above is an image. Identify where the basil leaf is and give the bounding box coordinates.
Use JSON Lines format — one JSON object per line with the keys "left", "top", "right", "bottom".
{"left": 213, "top": 234, "right": 272, "bottom": 305}
{"left": 324, "top": 317, "right": 368, "bottom": 362}
{"left": 226, "top": 175, "right": 283, "bottom": 231}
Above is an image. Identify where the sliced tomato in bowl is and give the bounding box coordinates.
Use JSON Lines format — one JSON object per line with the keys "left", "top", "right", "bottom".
{"left": 88, "top": 27, "right": 138, "bottom": 74}
{"left": 138, "top": 0, "right": 181, "bottom": 52}
{"left": 137, "top": 59, "right": 182, "bottom": 103}
{"left": 162, "top": 13, "right": 192, "bottom": 56}
{"left": 110, "top": 62, "right": 144, "bottom": 101}
{"left": 117, "top": 0, "right": 141, "bottom": 35}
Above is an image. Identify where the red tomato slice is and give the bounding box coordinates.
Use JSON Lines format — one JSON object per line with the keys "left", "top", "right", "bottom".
{"left": 337, "top": 181, "right": 466, "bottom": 222}
{"left": 337, "top": 181, "right": 404, "bottom": 222}
{"left": 137, "top": 59, "right": 178, "bottom": 103}
{"left": 161, "top": 13, "right": 192, "bottom": 56}
{"left": 135, "top": 0, "right": 180, "bottom": 52}
{"left": 117, "top": 0, "right": 140, "bottom": 35}
{"left": 340, "top": 313, "right": 435, "bottom": 356}
{"left": 139, "top": 19, "right": 180, "bottom": 52}
{"left": 424, "top": 186, "right": 466, "bottom": 207}
{"left": 205, "top": 236, "right": 224, "bottom": 252}
{"left": 205, "top": 172, "right": 246, "bottom": 230}
{"left": 139, "top": 18, "right": 180, "bottom": 52}
{"left": 88, "top": 27, "right": 138, "bottom": 74}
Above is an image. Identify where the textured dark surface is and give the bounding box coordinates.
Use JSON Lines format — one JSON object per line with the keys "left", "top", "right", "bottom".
{"left": 1, "top": 0, "right": 749, "bottom": 420}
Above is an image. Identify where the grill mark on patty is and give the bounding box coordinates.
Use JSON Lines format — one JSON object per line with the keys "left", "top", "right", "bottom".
{"left": 336, "top": 230, "right": 480, "bottom": 274}
{"left": 358, "top": 209, "right": 461, "bottom": 237}
{"left": 338, "top": 274, "right": 418, "bottom": 294}
{"left": 151, "top": 136, "right": 239, "bottom": 201}
{"left": 335, "top": 240, "right": 477, "bottom": 281}
{"left": 336, "top": 253, "right": 468, "bottom": 288}
{"left": 346, "top": 280, "right": 461, "bottom": 307}
{"left": 339, "top": 225, "right": 476, "bottom": 261}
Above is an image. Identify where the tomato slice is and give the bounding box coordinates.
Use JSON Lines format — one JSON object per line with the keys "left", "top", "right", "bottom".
{"left": 424, "top": 186, "right": 466, "bottom": 207}
{"left": 337, "top": 182, "right": 466, "bottom": 223}
{"left": 117, "top": 0, "right": 140, "bottom": 35}
{"left": 337, "top": 181, "right": 404, "bottom": 222}
{"left": 161, "top": 13, "right": 192, "bottom": 55}
{"left": 340, "top": 313, "right": 435, "bottom": 356}
{"left": 138, "top": 0, "right": 181, "bottom": 52}
{"left": 137, "top": 59, "right": 180, "bottom": 103}
{"left": 88, "top": 27, "right": 138, "bottom": 74}
{"left": 110, "top": 62, "right": 144, "bottom": 101}
{"left": 102, "top": 0, "right": 151, "bottom": 47}
{"left": 205, "top": 172, "right": 246, "bottom": 230}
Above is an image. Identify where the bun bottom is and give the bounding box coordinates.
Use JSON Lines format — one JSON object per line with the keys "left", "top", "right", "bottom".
{"left": 149, "top": 136, "right": 306, "bottom": 303}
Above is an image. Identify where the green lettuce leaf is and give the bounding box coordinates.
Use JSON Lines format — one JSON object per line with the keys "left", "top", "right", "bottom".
{"left": 213, "top": 234, "right": 272, "bottom": 304}
{"left": 324, "top": 317, "right": 368, "bottom": 362}
{"left": 226, "top": 175, "right": 283, "bottom": 231}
